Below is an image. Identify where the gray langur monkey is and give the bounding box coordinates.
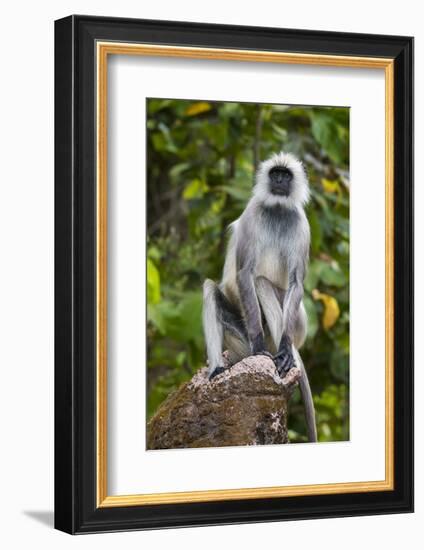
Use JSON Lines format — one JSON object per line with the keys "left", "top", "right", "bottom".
{"left": 202, "top": 151, "right": 317, "bottom": 442}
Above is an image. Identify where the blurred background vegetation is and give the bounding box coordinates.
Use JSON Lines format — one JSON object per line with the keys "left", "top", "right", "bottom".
{"left": 146, "top": 98, "right": 350, "bottom": 443}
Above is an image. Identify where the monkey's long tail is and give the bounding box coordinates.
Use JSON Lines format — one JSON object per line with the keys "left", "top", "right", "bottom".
{"left": 293, "top": 348, "right": 317, "bottom": 443}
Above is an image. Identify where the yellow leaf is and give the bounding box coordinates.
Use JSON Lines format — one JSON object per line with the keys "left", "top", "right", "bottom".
{"left": 183, "top": 178, "right": 208, "bottom": 199}
{"left": 321, "top": 178, "right": 340, "bottom": 194}
{"left": 312, "top": 289, "right": 340, "bottom": 330}
{"left": 184, "top": 102, "right": 212, "bottom": 116}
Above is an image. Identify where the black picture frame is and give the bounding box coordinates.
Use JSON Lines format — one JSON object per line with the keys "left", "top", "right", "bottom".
{"left": 55, "top": 15, "right": 414, "bottom": 534}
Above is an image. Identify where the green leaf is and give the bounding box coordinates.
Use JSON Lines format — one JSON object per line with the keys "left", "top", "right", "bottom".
{"left": 330, "top": 349, "right": 349, "bottom": 383}
{"left": 304, "top": 294, "right": 319, "bottom": 340}
{"left": 147, "top": 303, "right": 166, "bottom": 334}
{"left": 319, "top": 262, "right": 347, "bottom": 287}
{"left": 147, "top": 99, "right": 174, "bottom": 114}
{"left": 304, "top": 260, "right": 322, "bottom": 292}
{"left": 147, "top": 258, "right": 161, "bottom": 305}
{"left": 176, "top": 292, "right": 204, "bottom": 347}
{"left": 271, "top": 123, "right": 288, "bottom": 141}
{"left": 308, "top": 209, "right": 323, "bottom": 255}
{"left": 310, "top": 109, "right": 349, "bottom": 165}
{"left": 183, "top": 178, "right": 209, "bottom": 199}
{"left": 305, "top": 259, "right": 347, "bottom": 289}
{"left": 169, "top": 162, "right": 190, "bottom": 181}
{"left": 148, "top": 246, "right": 161, "bottom": 261}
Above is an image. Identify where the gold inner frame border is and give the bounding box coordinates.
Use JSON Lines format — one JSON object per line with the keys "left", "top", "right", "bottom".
{"left": 96, "top": 42, "right": 394, "bottom": 508}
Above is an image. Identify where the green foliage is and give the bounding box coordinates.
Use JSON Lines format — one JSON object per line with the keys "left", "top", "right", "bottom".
{"left": 146, "top": 98, "right": 350, "bottom": 443}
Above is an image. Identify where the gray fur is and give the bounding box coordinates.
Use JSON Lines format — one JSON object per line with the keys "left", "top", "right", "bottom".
{"left": 202, "top": 151, "right": 316, "bottom": 442}
{"left": 236, "top": 267, "right": 265, "bottom": 353}
{"left": 293, "top": 347, "right": 317, "bottom": 442}
{"left": 202, "top": 279, "right": 224, "bottom": 376}
{"left": 255, "top": 276, "right": 284, "bottom": 353}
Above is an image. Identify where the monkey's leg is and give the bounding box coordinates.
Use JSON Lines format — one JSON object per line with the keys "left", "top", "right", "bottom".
{"left": 274, "top": 336, "right": 297, "bottom": 377}
{"left": 293, "top": 300, "right": 307, "bottom": 349}
{"left": 203, "top": 279, "right": 248, "bottom": 379}
{"left": 256, "top": 276, "right": 297, "bottom": 375}
{"left": 203, "top": 280, "right": 224, "bottom": 378}
{"left": 273, "top": 301, "right": 308, "bottom": 377}
{"left": 256, "top": 275, "right": 307, "bottom": 377}
{"left": 274, "top": 270, "right": 306, "bottom": 377}
{"left": 223, "top": 333, "right": 250, "bottom": 367}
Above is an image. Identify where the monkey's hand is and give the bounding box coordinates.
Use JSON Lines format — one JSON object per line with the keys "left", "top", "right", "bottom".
{"left": 273, "top": 336, "right": 296, "bottom": 378}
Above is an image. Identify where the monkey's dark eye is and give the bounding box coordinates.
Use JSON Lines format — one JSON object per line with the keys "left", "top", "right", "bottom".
{"left": 269, "top": 167, "right": 293, "bottom": 183}
{"left": 269, "top": 167, "right": 293, "bottom": 196}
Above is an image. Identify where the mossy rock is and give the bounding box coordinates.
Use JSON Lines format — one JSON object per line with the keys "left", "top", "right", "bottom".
{"left": 147, "top": 355, "right": 300, "bottom": 450}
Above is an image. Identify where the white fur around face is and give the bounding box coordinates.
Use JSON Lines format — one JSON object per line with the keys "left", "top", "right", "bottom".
{"left": 253, "top": 151, "right": 310, "bottom": 209}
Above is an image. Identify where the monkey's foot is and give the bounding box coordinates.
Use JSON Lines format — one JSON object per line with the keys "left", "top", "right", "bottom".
{"left": 273, "top": 349, "right": 295, "bottom": 378}
{"left": 208, "top": 366, "right": 228, "bottom": 381}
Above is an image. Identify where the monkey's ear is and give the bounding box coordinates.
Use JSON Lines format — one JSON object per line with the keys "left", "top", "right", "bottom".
{"left": 301, "top": 162, "right": 309, "bottom": 180}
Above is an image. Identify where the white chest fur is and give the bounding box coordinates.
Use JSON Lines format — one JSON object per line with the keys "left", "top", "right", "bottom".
{"left": 255, "top": 247, "right": 289, "bottom": 290}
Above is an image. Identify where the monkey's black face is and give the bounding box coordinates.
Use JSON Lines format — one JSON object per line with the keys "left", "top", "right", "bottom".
{"left": 268, "top": 166, "right": 293, "bottom": 197}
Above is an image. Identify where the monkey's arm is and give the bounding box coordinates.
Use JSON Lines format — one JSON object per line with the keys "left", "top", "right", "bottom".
{"left": 234, "top": 220, "right": 269, "bottom": 355}
{"left": 236, "top": 266, "right": 268, "bottom": 354}
{"left": 275, "top": 267, "right": 305, "bottom": 376}
{"left": 284, "top": 269, "right": 305, "bottom": 339}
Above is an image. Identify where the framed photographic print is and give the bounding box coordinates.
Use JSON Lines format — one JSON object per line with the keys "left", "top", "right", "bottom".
{"left": 54, "top": 15, "right": 413, "bottom": 534}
